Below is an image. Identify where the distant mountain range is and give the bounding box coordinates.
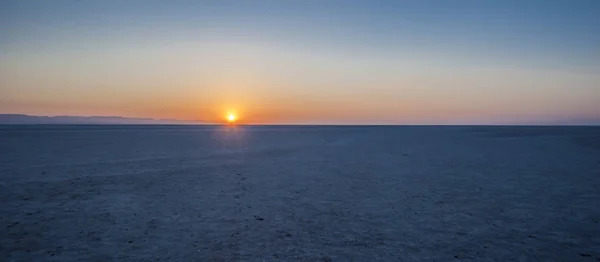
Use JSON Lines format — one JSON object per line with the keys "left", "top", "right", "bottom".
{"left": 0, "top": 114, "right": 203, "bottom": 125}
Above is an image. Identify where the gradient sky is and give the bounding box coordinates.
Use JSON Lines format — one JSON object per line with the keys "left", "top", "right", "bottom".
{"left": 1, "top": 0, "right": 599, "bottom": 124}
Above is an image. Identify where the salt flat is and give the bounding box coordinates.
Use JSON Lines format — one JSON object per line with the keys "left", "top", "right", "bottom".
{"left": 1, "top": 125, "right": 599, "bottom": 261}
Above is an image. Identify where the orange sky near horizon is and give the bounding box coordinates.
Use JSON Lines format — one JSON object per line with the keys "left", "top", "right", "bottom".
{"left": 3, "top": 48, "right": 598, "bottom": 125}
{"left": 2, "top": 61, "right": 599, "bottom": 125}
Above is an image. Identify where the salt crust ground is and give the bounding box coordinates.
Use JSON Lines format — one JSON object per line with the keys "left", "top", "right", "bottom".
{"left": 1, "top": 126, "right": 599, "bottom": 261}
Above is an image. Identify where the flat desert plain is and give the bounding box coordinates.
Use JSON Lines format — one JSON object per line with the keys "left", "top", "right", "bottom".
{"left": 1, "top": 125, "right": 599, "bottom": 261}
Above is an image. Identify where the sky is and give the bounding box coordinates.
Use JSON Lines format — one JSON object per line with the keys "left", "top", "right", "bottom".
{"left": 1, "top": 0, "right": 599, "bottom": 125}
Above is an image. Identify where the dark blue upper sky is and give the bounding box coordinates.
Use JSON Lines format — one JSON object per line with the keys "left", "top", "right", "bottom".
{"left": 2, "top": 0, "right": 599, "bottom": 62}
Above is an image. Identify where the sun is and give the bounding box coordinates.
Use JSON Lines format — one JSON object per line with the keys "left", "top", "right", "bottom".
{"left": 227, "top": 113, "right": 236, "bottom": 123}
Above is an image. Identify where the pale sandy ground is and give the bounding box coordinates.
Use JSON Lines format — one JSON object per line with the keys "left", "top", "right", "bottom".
{"left": 1, "top": 125, "right": 599, "bottom": 261}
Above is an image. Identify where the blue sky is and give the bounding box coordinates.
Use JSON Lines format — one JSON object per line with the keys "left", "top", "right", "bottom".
{"left": 1, "top": 0, "right": 599, "bottom": 124}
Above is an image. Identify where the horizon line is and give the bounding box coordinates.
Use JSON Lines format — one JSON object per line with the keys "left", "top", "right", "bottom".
{"left": 2, "top": 124, "right": 599, "bottom": 127}
{"left": 1, "top": 113, "right": 599, "bottom": 126}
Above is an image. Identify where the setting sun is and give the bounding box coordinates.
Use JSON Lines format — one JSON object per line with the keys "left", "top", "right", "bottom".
{"left": 227, "top": 113, "right": 236, "bottom": 123}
